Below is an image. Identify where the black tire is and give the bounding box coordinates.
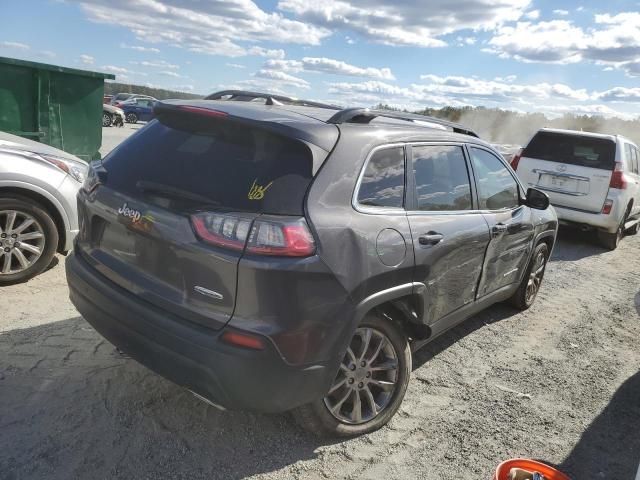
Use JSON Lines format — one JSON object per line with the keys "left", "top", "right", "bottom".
{"left": 600, "top": 205, "right": 631, "bottom": 250}
{"left": 0, "top": 196, "right": 58, "bottom": 285}
{"left": 509, "top": 242, "right": 549, "bottom": 310}
{"left": 291, "top": 313, "right": 411, "bottom": 437}
{"left": 627, "top": 221, "right": 639, "bottom": 236}
{"left": 126, "top": 113, "right": 138, "bottom": 124}
{"left": 102, "top": 112, "right": 112, "bottom": 127}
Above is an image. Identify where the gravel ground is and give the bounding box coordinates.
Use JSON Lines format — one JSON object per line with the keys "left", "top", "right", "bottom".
{"left": 1, "top": 126, "right": 639, "bottom": 479}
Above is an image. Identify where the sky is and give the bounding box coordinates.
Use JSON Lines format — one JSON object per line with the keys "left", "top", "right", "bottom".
{"left": 2, "top": 0, "right": 640, "bottom": 119}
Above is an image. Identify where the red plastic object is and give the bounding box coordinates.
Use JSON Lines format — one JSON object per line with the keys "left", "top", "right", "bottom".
{"left": 494, "top": 459, "right": 571, "bottom": 480}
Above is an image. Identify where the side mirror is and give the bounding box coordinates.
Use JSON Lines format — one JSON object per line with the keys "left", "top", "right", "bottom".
{"left": 525, "top": 187, "right": 550, "bottom": 210}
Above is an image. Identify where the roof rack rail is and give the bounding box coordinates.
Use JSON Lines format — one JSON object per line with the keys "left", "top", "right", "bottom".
{"left": 327, "top": 108, "right": 478, "bottom": 137}
{"left": 205, "top": 90, "right": 341, "bottom": 110}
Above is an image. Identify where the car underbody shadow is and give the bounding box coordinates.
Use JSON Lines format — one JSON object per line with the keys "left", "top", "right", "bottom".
{"left": 411, "top": 302, "right": 516, "bottom": 370}
{"left": 0, "top": 317, "right": 334, "bottom": 480}
{"left": 549, "top": 226, "right": 609, "bottom": 262}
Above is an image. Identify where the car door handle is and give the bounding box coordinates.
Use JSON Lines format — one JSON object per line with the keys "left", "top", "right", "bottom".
{"left": 419, "top": 232, "right": 444, "bottom": 246}
{"left": 491, "top": 224, "right": 508, "bottom": 237}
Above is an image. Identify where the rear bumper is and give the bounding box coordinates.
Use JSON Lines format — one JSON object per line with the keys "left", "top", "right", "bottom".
{"left": 554, "top": 205, "right": 621, "bottom": 233}
{"left": 66, "top": 251, "right": 334, "bottom": 413}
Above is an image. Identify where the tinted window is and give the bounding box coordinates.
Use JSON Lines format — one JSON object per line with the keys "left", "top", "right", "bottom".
{"left": 103, "top": 118, "right": 313, "bottom": 215}
{"left": 412, "top": 145, "right": 472, "bottom": 211}
{"left": 470, "top": 148, "right": 520, "bottom": 210}
{"left": 522, "top": 131, "right": 616, "bottom": 170}
{"left": 357, "top": 147, "right": 405, "bottom": 208}
{"left": 632, "top": 147, "right": 639, "bottom": 174}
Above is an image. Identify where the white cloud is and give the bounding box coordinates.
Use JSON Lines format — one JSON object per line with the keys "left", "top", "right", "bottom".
{"left": 487, "top": 12, "right": 640, "bottom": 76}
{"left": 100, "top": 65, "right": 129, "bottom": 74}
{"left": 553, "top": 9, "right": 569, "bottom": 16}
{"left": 595, "top": 87, "right": 640, "bottom": 103}
{"left": 80, "top": 54, "right": 95, "bottom": 65}
{"left": 159, "top": 70, "right": 183, "bottom": 78}
{"left": 254, "top": 69, "right": 310, "bottom": 89}
{"left": 262, "top": 56, "right": 395, "bottom": 80}
{"left": 0, "top": 41, "right": 29, "bottom": 50}
{"left": 417, "top": 74, "right": 591, "bottom": 102}
{"left": 120, "top": 43, "right": 160, "bottom": 53}
{"left": 278, "top": 0, "right": 531, "bottom": 47}
{"left": 247, "top": 47, "right": 286, "bottom": 59}
{"left": 302, "top": 57, "right": 394, "bottom": 80}
{"left": 130, "top": 60, "right": 180, "bottom": 69}
{"left": 487, "top": 20, "right": 586, "bottom": 63}
{"left": 226, "top": 63, "right": 246, "bottom": 69}
{"left": 524, "top": 10, "right": 540, "bottom": 20}
{"left": 79, "top": 0, "right": 329, "bottom": 58}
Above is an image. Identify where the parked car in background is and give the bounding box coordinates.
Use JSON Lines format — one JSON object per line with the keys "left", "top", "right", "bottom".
{"left": 111, "top": 93, "right": 156, "bottom": 107}
{"left": 102, "top": 104, "right": 125, "bottom": 127}
{"left": 512, "top": 128, "right": 640, "bottom": 249}
{"left": 121, "top": 98, "right": 156, "bottom": 123}
{"left": 0, "top": 131, "right": 88, "bottom": 284}
{"left": 66, "top": 91, "right": 557, "bottom": 437}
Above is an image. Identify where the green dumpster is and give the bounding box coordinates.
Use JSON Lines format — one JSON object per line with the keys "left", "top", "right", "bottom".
{"left": 0, "top": 56, "right": 115, "bottom": 161}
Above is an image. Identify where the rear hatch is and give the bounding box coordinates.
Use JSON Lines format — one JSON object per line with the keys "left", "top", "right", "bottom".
{"left": 76, "top": 105, "right": 326, "bottom": 330}
{"left": 516, "top": 131, "right": 615, "bottom": 213}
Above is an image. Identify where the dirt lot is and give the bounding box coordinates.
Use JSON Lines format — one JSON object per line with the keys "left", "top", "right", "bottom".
{"left": 1, "top": 127, "right": 639, "bottom": 479}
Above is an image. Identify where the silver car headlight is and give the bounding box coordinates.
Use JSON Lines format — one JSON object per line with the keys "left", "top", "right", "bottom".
{"left": 39, "top": 154, "right": 89, "bottom": 183}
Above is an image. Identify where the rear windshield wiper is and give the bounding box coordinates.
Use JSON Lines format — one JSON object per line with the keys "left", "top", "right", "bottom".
{"left": 136, "top": 181, "right": 220, "bottom": 205}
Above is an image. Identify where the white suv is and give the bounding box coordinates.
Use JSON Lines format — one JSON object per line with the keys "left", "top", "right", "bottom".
{"left": 512, "top": 128, "right": 640, "bottom": 250}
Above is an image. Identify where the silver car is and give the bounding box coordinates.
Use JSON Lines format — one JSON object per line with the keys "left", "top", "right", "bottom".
{"left": 0, "top": 132, "right": 88, "bottom": 284}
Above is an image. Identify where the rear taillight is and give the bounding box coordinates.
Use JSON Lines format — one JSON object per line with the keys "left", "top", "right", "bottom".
{"left": 246, "top": 218, "right": 315, "bottom": 257}
{"left": 190, "top": 213, "right": 253, "bottom": 251}
{"left": 510, "top": 149, "right": 523, "bottom": 171}
{"left": 602, "top": 199, "right": 614, "bottom": 215}
{"left": 190, "top": 213, "right": 315, "bottom": 257}
{"left": 609, "top": 162, "right": 627, "bottom": 189}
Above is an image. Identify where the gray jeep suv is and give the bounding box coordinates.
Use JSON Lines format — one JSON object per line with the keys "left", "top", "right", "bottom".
{"left": 66, "top": 91, "right": 557, "bottom": 437}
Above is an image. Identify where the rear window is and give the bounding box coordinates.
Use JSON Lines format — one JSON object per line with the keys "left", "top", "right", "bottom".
{"left": 522, "top": 131, "right": 616, "bottom": 170}
{"left": 102, "top": 118, "right": 313, "bottom": 215}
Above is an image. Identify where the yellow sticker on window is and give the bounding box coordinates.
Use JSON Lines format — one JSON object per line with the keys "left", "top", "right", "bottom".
{"left": 248, "top": 179, "right": 273, "bottom": 200}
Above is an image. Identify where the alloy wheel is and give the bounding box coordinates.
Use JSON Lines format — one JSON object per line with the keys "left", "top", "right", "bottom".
{"left": 0, "top": 210, "right": 45, "bottom": 275}
{"left": 525, "top": 250, "right": 546, "bottom": 304}
{"left": 324, "top": 327, "right": 399, "bottom": 425}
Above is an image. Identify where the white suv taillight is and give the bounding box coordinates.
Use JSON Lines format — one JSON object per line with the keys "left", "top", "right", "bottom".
{"left": 609, "top": 162, "right": 627, "bottom": 189}
{"left": 602, "top": 199, "right": 614, "bottom": 215}
{"left": 190, "top": 213, "right": 315, "bottom": 257}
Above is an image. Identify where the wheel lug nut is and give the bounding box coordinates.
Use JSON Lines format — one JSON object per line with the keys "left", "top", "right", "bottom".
{"left": 348, "top": 378, "right": 354, "bottom": 384}
{"left": 360, "top": 361, "right": 366, "bottom": 367}
{"left": 350, "top": 364, "right": 356, "bottom": 371}
{"left": 4, "top": 247, "right": 9, "bottom": 252}
{"left": 358, "top": 382, "right": 364, "bottom": 389}
{"left": 366, "top": 372, "right": 371, "bottom": 378}
{"left": 11, "top": 234, "right": 17, "bottom": 238}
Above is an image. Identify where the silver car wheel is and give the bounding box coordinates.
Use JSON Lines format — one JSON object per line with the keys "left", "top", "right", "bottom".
{"left": 323, "top": 327, "right": 399, "bottom": 425}
{"left": 525, "top": 249, "right": 546, "bottom": 304}
{"left": 0, "top": 210, "right": 45, "bottom": 275}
